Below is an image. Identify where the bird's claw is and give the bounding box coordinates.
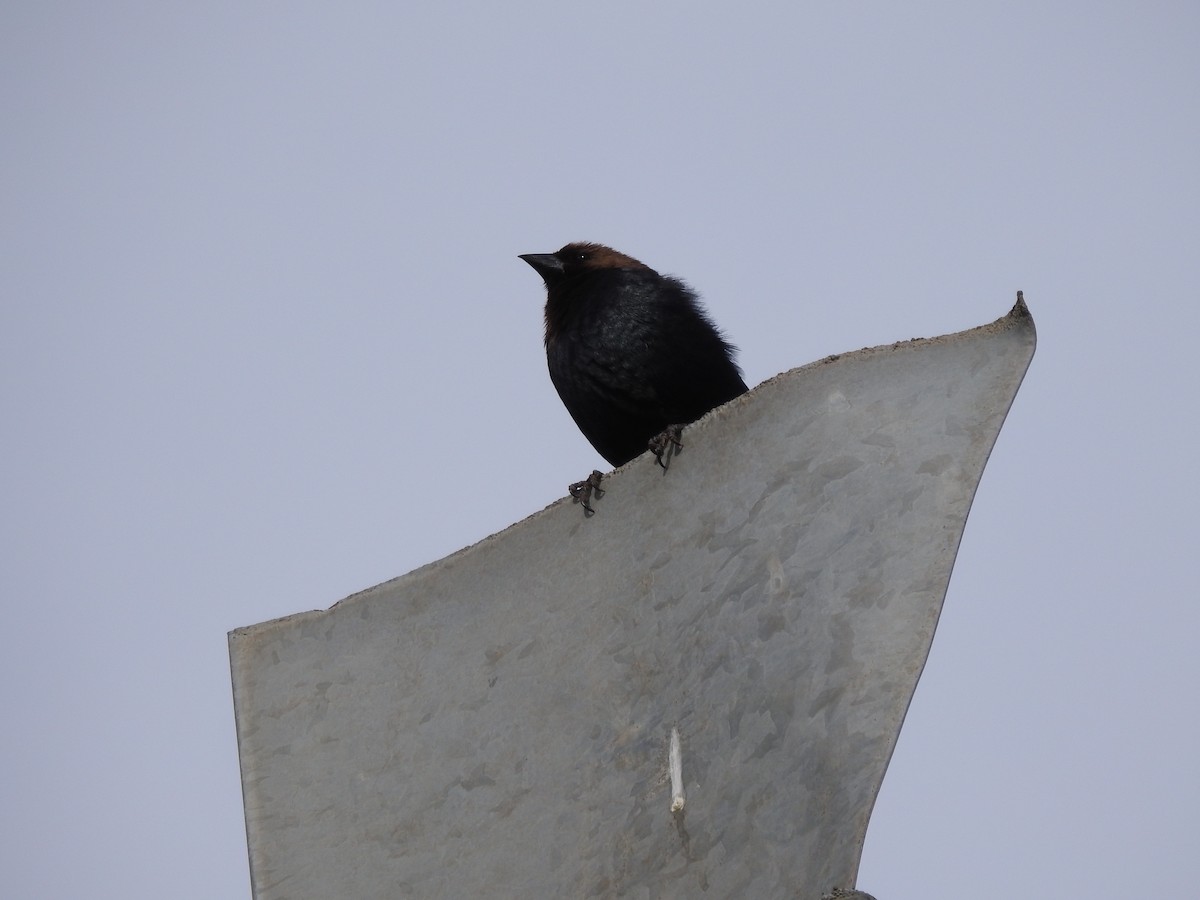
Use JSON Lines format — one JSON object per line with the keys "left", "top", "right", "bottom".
{"left": 568, "top": 470, "right": 605, "bottom": 516}
{"left": 649, "top": 424, "right": 684, "bottom": 471}
{"left": 821, "top": 889, "right": 878, "bottom": 900}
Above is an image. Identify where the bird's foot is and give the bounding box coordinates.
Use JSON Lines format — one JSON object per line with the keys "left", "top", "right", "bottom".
{"left": 649, "top": 424, "right": 684, "bottom": 471}
{"left": 821, "top": 889, "right": 878, "bottom": 900}
{"left": 568, "top": 470, "right": 605, "bottom": 516}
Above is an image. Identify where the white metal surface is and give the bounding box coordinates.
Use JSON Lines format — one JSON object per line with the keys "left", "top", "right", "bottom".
{"left": 230, "top": 299, "right": 1035, "bottom": 899}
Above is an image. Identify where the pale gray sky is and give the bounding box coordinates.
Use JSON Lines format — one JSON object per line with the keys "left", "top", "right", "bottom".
{"left": 3, "top": 4, "right": 1197, "bottom": 898}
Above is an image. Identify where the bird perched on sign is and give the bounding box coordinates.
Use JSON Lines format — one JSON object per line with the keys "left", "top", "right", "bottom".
{"left": 520, "top": 242, "right": 748, "bottom": 510}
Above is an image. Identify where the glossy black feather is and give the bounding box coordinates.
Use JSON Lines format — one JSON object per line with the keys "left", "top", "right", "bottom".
{"left": 520, "top": 242, "right": 748, "bottom": 466}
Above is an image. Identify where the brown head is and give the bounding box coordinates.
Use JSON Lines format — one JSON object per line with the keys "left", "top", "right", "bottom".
{"left": 518, "top": 242, "right": 651, "bottom": 288}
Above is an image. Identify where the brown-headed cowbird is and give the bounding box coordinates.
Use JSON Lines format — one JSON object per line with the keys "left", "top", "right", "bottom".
{"left": 519, "top": 242, "right": 748, "bottom": 474}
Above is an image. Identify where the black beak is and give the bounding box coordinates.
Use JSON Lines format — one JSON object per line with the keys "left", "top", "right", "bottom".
{"left": 519, "top": 252, "right": 565, "bottom": 285}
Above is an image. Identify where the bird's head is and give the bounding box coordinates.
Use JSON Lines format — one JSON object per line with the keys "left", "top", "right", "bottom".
{"left": 519, "top": 242, "right": 648, "bottom": 288}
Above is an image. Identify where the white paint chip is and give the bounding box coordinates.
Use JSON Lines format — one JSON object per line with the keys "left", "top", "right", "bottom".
{"left": 669, "top": 726, "right": 685, "bottom": 812}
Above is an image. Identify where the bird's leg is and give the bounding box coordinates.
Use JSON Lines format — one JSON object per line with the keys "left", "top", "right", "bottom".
{"left": 649, "top": 424, "right": 685, "bottom": 471}
{"left": 568, "top": 470, "right": 605, "bottom": 516}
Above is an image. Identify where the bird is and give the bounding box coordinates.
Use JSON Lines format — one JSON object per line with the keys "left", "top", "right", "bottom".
{"left": 519, "top": 242, "right": 748, "bottom": 507}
